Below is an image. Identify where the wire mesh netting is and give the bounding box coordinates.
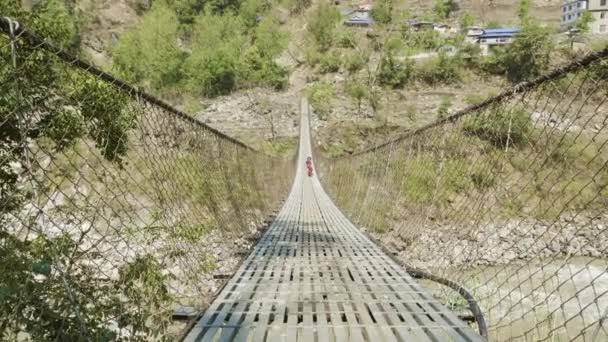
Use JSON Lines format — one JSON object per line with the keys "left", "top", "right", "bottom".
{"left": 0, "top": 18, "right": 294, "bottom": 340}
{"left": 315, "top": 49, "right": 608, "bottom": 341}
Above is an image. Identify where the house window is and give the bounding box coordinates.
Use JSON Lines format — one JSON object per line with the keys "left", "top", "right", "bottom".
{"left": 569, "top": 5, "right": 572, "bottom": 10}
{"left": 480, "top": 39, "right": 487, "bottom": 43}
{"left": 577, "top": 2, "right": 582, "bottom": 8}
{"left": 568, "top": 14, "right": 572, "bottom": 20}
{"left": 602, "top": 0, "right": 607, "bottom": 6}
{"left": 578, "top": 12, "right": 582, "bottom": 17}
{"left": 602, "top": 12, "right": 607, "bottom": 19}
{"left": 601, "top": 25, "right": 607, "bottom": 32}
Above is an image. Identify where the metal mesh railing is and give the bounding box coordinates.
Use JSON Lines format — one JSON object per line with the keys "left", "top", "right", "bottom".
{"left": 0, "top": 18, "right": 294, "bottom": 340}
{"left": 315, "top": 47, "right": 608, "bottom": 341}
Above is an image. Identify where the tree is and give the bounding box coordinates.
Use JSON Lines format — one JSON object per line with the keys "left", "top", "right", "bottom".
{"left": 517, "top": 0, "right": 531, "bottom": 23}
{"left": 307, "top": 3, "right": 340, "bottom": 52}
{"left": 378, "top": 53, "right": 411, "bottom": 88}
{"left": 112, "top": 3, "right": 183, "bottom": 92}
{"left": 0, "top": 3, "right": 169, "bottom": 340}
{"left": 433, "top": 0, "right": 458, "bottom": 20}
{"left": 345, "top": 80, "right": 368, "bottom": 115}
{"left": 253, "top": 16, "right": 289, "bottom": 59}
{"left": 503, "top": 20, "right": 553, "bottom": 83}
{"left": 307, "top": 82, "right": 334, "bottom": 120}
{"left": 370, "top": 0, "right": 393, "bottom": 24}
{"left": 575, "top": 10, "right": 595, "bottom": 33}
{"left": 239, "top": 0, "right": 272, "bottom": 28}
{"left": 459, "top": 10, "right": 476, "bottom": 30}
{"left": 162, "top": 0, "right": 204, "bottom": 24}
{"left": 184, "top": 13, "right": 246, "bottom": 96}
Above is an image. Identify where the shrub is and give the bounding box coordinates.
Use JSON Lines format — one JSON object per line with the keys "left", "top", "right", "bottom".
{"left": 344, "top": 51, "right": 368, "bottom": 73}
{"left": 308, "top": 3, "right": 340, "bottom": 51}
{"left": 112, "top": 3, "right": 183, "bottom": 91}
{"left": 503, "top": 21, "right": 554, "bottom": 83}
{"left": 239, "top": 0, "right": 272, "bottom": 27}
{"left": 285, "top": 0, "right": 312, "bottom": 14}
{"left": 307, "top": 82, "right": 334, "bottom": 120}
{"left": 370, "top": 0, "right": 393, "bottom": 24}
{"left": 402, "top": 29, "right": 445, "bottom": 52}
{"left": 462, "top": 106, "right": 533, "bottom": 148}
{"left": 186, "top": 48, "right": 242, "bottom": 97}
{"left": 378, "top": 54, "right": 411, "bottom": 88}
{"left": 319, "top": 52, "right": 341, "bottom": 73}
{"left": 414, "top": 52, "right": 460, "bottom": 85}
{"left": 242, "top": 47, "right": 289, "bottom": 90}
{"left": 436, "top": 96, "right": 452, "bottom": 119}
{"left": 253, "top": 16, "right": 289, "bottom": 58}
{"left": 458, "top": 43, "right": 482, "bottom": 68}
{"left": 345, "top": 80, "right": 368, "bottom": 114}
{"left": 305, "top": 47, "right": 321, "bottom": 66}
{"left": 337, "top": 30, "right": 357, "bottom": 48}
{"left": 184, "top": 13, "right": 245, "bottom": 97}
{"left": 480, "top": 48, "right": 507, "bottom": 75}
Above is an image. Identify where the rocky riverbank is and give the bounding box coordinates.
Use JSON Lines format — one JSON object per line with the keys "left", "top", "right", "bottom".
{"left": 371, "top": 214, "right": 608, "bottom": 270}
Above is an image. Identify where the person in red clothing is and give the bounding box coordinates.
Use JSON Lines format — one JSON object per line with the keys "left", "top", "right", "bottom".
{"left": 305, "top": 156, "right": 314, "bottom": 177}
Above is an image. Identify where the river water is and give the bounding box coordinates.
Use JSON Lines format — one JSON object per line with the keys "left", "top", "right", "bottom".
{"left": 422, "top": 257, "right": 608, "bottom": 341}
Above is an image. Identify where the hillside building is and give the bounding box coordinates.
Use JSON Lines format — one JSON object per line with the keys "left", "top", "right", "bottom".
{"left": 561, "top": 0, "right": 608, "bottom": 33}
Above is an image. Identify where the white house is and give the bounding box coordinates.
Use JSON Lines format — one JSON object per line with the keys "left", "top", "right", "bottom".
{"left": 560, "top": 0, "right": 608, "bottom": 33}
{"left": 465, "top": 26, "right": 485, "bottom": 44}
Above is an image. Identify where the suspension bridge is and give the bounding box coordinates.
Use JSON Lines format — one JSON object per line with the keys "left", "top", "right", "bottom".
{"left": 184, "top": 100, "right": 484, "bottom": 341}
{"left": 1, "top": 17, "right": 608, "bottom": 342}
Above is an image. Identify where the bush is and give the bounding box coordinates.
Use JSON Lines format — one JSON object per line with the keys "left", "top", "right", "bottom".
{"left": 458, "top": 43, "right": 482, "bottom": 68}
{"left": 184, "top": 14, "right": 245, "bottom": 97}
{"left": 308, "top": 3, "right": 340, "bottom": 51}
{"left": 242, "top": 47, "right": 289, "bottom": 90}
{"left": 462, "top": 106, "right": 533, "bottom": 148}
{"left": 402, "top": 29, "right": 445, "bottom": 52}
{"left": 370, "top": 0, "right": 393, "bottom": 24}
{"left": 305, "top": 47, "right": 321, "bottom": 66}
{"left": 239, "top": 0, "right": 272, "bottom": 27}
{"left": 344, "top": 51, "right": 368, "bottom": 73}
{"left": 436, "top": 96, "right": 452, "bottom": 119}
{"left": 378, "top": 54, "right": 411, "bottom": 88}
{"left": 186, "top": 48, "right": 242, "bottom": 97}
{"left": 307, "top": 82, "right": 334, "bottom": 120}
{"left": 498, "top": 16, "right": 554, "bottom": 83}
{"left": 113, "top": 3, "right": 183, "bottom": 91}
{"left": 285, "top": 0, "right": 312, "bottom": 14}
{"left": 413, "top": 52, "right": 460, "bottom": 85}
{"left": 319, "top": 52, "right": 341, "bottom": 73}
{"left": 337, "top": 30, "right": 357, "bottom": 48}
{"left": 345, "top": 80, "right": 368, "bottom": 114}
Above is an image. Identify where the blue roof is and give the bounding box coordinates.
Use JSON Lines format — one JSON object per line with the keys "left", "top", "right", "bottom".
{"left": 479, "top": 28, "right": 520, "bottom": 38}
{"left": 483, "top": 28, "right": 520, "bottom": 34}
{"left": 344, "top": 18, "right": 373, "bottom": 26}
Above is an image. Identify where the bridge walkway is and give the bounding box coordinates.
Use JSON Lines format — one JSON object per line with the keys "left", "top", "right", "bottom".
{"left": 184, "top": 100, "right": 482, "bottom": 341}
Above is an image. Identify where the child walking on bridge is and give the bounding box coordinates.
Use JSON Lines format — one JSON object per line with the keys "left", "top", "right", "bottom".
{"left": 306, "top": 156, "right": 314, "bottom": 177}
